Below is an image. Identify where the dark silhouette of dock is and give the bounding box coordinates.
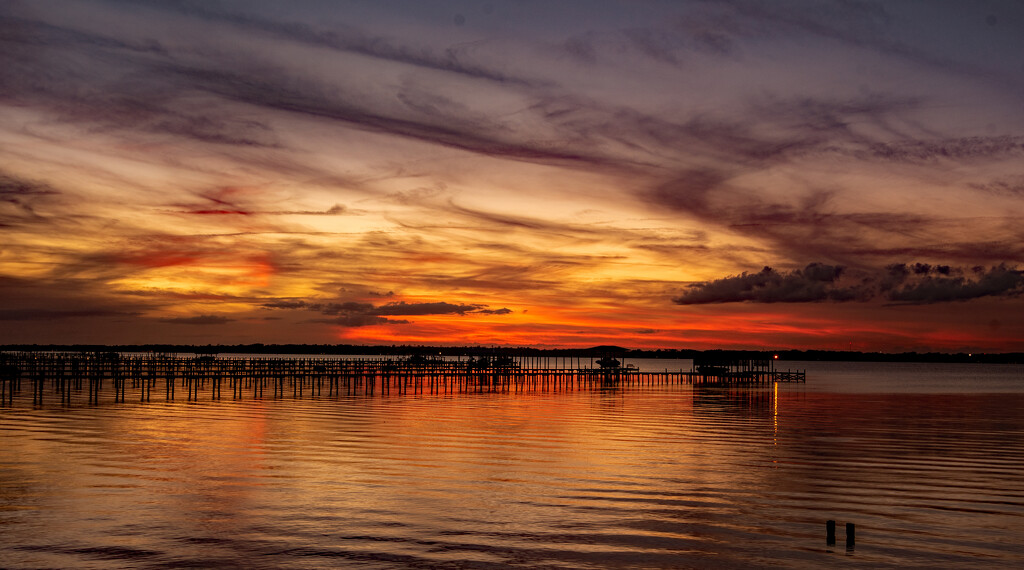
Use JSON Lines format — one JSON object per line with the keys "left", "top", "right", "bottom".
{"left": 0, "top": 352, "right": 804, "bottom": 405}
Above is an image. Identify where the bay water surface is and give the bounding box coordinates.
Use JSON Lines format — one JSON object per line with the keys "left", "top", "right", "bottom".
{"left": 2, "top": 360, "right": 1023, "bottom": 568}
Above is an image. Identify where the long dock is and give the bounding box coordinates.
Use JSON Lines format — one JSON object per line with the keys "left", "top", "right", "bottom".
{"left": 0, "top": 353, "right": 805, "bottom": 405}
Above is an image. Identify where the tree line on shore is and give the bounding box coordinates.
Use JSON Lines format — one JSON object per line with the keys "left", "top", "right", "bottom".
{"left": 1, "top": 344, "right": 1021, "bottom": 364}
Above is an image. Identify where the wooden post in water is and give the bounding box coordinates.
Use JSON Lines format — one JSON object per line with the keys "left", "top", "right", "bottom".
{"left": 846, "top": 523, "right": 855, "bottom": 549}
{"left": 34, "top": 373, "right": 44, "bottom": 406}
{"left": 826, "top": 520, "right": 836, "bottom": 546}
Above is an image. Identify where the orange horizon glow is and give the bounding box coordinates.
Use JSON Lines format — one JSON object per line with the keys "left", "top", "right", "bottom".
{"left": 326, "top": 308, "right": 1019, "bottom": 352}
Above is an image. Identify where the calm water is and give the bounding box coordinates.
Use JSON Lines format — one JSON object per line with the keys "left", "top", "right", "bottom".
{"left": 2, "top": 360, "right": 1023, "bottom": 568}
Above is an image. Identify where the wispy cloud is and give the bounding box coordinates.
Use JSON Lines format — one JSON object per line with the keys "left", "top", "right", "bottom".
{"left": 866, "top": 136, "right": 1024, "bottom": 164}
{"left": 124, "top": 0, "right": 545, "bottom": 88}
{"left": 0, "top": 172, "right": 61, "bottom": 227}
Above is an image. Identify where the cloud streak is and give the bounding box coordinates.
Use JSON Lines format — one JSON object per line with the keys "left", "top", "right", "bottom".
{"left": 161, "top": 315, "right": 234, "bottom": 325}
{"left": 0, "top": 308, "right": 134, "bottom": 321}
{"left": 264, "top": 299, "right": 513, "bottom": 327}
{"left": 126, "top": 0, "right": 546, "bottom": 88}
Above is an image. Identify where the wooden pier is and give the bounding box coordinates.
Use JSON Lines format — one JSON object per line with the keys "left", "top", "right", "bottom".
{"left": 0, "top": 352, "right": 805, "bottom": 406}
{"left": 691, "top": 353, "right": 805, "bottom": 385}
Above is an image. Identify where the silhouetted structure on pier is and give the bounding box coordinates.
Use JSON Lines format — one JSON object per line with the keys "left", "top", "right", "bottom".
{"left": 692, "top": 352, "right": 804, "bottom": 384}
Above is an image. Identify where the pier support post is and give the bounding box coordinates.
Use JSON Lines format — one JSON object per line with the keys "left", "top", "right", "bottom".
{"left": 846, "top": 523, "right": 855, "bottom": 549}
{"left": 826, "top": 520, "right": 835, "bottom": 546}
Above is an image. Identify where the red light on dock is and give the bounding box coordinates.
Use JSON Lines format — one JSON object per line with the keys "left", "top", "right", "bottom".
{"left": 773, "top": 354, "right": 779, "bottom": 359}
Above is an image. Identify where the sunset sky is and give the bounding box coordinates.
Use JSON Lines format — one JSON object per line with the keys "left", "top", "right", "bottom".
{"left": 2, "top": 0, "right": 1023, "bottom": 351}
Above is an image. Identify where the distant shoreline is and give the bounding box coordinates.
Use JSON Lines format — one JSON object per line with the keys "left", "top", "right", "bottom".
{"left": 2, "top": 344, "right": 1021, "bottom": 364}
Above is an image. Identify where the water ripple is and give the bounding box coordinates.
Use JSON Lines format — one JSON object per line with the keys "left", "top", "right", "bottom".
{"left": 2, "top": 375, "right": 1024, "bottom": 568}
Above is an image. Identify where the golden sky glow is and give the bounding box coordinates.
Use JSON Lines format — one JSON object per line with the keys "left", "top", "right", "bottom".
{"left": 2, "top": 1, "right": 1024, "bottom": 351}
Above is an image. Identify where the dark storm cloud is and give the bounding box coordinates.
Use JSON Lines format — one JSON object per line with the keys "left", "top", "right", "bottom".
{"left": 886, "top": 264, "right": 1024, "bottom": 304}
{"left": 673, "top": 263, "right": 853, "bottom": 304}
{"left": 262, "top": 300, "right": 308, "bottom": 310}
{"left": 319, "top": 302, "right": 375, "bottom": 315}
{"left": 372, "top": 301, "right": 488, "bottom": 316}
{"left": 675, "top": 263, "right": 1024, "bottom": 305}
